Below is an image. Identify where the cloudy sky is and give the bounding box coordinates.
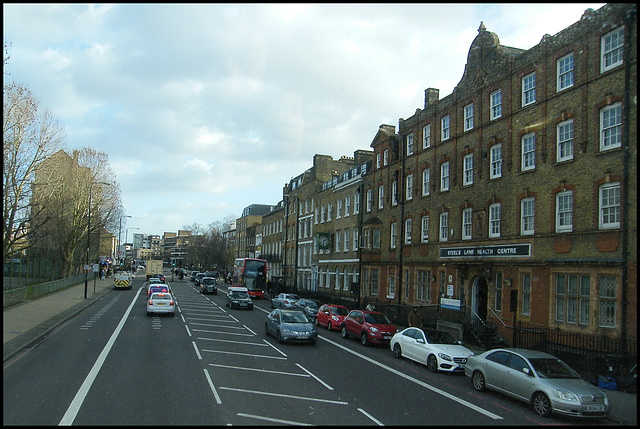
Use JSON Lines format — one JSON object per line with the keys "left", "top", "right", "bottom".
{"left": 4, "top": 3, "right": 604, "bottom": 237}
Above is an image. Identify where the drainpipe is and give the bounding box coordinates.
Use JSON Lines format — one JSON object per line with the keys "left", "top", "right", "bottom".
{"left": 398, "top": 152, "right": 405, "bottom": 307}
{"left": 621, "top": 7, "right": 636, "bottom": 351}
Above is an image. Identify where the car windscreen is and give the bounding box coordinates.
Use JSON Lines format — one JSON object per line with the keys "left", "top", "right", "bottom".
{"left": 331, "top": 306, "right": 349, "bottom": 316}
{"left": 281, "top": 312, "right": 309, "bottom": 323}
{"left": 364, "top": 313, "right": 391, "bottom": 324}
{"left": 287, "top": 295, "right": 300, "bottom": 300}
{"left": 529, "top": 358, "right": 580, "bottom": 379}
{"left": 306, "top": 301, "right": 319, "bottom": 309}
{"left": 424, "top": 330, "right": 458, "bottom": 345}
{"left": 202, "top": 278, "right": 216, "bottom": 285}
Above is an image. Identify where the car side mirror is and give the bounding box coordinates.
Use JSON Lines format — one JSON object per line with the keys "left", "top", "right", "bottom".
{"left": 522, "top": 368, "right": 531, "bottom": 376}
{"left": 417, "top": 338, "right": 425, "bottom": 344}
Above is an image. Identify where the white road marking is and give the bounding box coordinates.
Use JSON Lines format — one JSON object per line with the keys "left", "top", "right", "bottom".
{"left": 296, "top": 363, "right": 334, "bottom": 390}
{"left": 192, "top": 341, "right": 202, "bottom": 360}
{"left": 59, "top": 288, "right": 141, "bottom": 425}
{"left": 201, "top": 349, "right": 287, "bottom": 360}
{"left": 358, "top": 408, "right": 384, "bottom": 426}
{"left": 197, "top": 337, "right": 268, "bottom": 347}
{"left": 219, "top": 387, "right": 348, "bottom": 405}
{"left": 208, "top": 363, "right": 311, "bottom": 377}
{"left": 203, "top": 368, "right": 222, "bottom": 404}
{"left": 262, "top": 339, "right": 287, "bottom": 357}
{"left": 236, "top": 413, "right": 312, "bottom": 426}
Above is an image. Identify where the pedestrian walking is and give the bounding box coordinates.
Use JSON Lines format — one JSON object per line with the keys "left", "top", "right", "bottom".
{"left": 408, "top": 306, "right": 423, "bottom": 327}
{"left": 100, "top": 269, "right": 106, "bottom": 281}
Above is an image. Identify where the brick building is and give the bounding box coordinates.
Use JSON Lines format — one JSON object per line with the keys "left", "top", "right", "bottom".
{"left": 360, "top": 3, "right": 636, "bottom": 345}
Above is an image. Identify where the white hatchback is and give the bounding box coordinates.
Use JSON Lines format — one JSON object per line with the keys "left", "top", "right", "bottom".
{"left": 147, "top": 292, "right": 175, "bottom": 316}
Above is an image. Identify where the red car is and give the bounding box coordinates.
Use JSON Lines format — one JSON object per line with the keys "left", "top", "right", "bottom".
{"left": 341, "top": 310, "right": 397, "bottom": 346}
{"left": 316, "top": 304, "right": 349, "bottom": 331}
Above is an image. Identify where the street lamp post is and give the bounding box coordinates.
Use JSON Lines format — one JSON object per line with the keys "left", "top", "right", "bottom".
{"left": 125, "top": 227, "right": 139, "bottom": 268}
{"left": 85, "top": 181, "right": 110, "bottom": 299}
{"left": 118, "top": 215, "right": 132, "bottom": 265}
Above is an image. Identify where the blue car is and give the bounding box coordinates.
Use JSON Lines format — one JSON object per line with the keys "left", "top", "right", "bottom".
{"left": 265, "top": 309, "right": 317, "bottom": 345}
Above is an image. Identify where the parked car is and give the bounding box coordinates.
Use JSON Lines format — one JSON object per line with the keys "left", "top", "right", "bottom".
{"left": 190, "top": 271, "right": 199, "bottom": 282}
{"left": 465, "top": 348, "right": 609, "bottom": 418}
{"left": 147, "top": 284, "right": 170, "bottom": 299}
{"left": 316, "top": 304, "right": 349, "bottom": 331}
{"left": 271, "top": 293, "right": 301, "bottom": 309}
{"left": 341, "top": 310, "right": 397, "bottom": 346}
{"left": 225, "top": 287, "right": 253, "bottom": 310}
{"left": 200, "top": 277, "right": 218, "bottom": 295}
{"left": 264, "top": 309, "right": 317, "bottom": 344}
{"left": 294, "top": 299, "right": 322, "bottom": 319}
{"left": 147, "top": 292, "right": 175, "bottom": 316}
{"left": 390, "top": 327, "right": 474, "bottom": 373}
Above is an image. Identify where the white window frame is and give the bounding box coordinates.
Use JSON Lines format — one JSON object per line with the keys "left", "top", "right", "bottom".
{"left": 390, "top": 222, "right": 397, "bottom": 249}
{"left": 404, "top": 218, "right": 412, "bottom": 244}
{"left": 489, "top": 203, "right": 501, "bottom": 238}
{"left": 353, "top": 228, "right": 358, "bottom": 250}
{"left": 327, "top": 202, "right": 332, "bottom": 221}
{"left": 376, "top": 153, "right": 381, "bottom": 169}
{"left": 336, "top": 199, "right": 342, "bottom": 219}
{"left": 440, "top": 162, "right": 449, "bottom": 191}
{"left": 522, "top": 72, "right": 536, "bottom": 106}
{"left": 490, "top": 89, "right": 502, "bottom": 120}
{"left": 422, "top": 168, "right": 430, "bottom": 196}
{"left": 464, "top": 103, "right": 474, "bottom": 131}
{"left": 423, "top": 124, "right": 431, "bottom": 149}
{"left": 557, "top": 119, "right": 574, "bottom": 162}
{"left": 406, "top": 134, "right": 414, "bottom": 156}
{"left": 383, "top": 149, "right": 389, "bottom": 166}
{"left": 391, "top": 180, "right": 398, "bottom": 206}
{"left": 321, "top": 205, "right": 325, "bottom": 223}
{"left": 366, "top": 190, "right": 372, "bottom": 212}
{"left": 421, "top": 215, "right": 429, "bottom": 243}
{"left": 599, "top": 182, "right": 621, "bottom": 230}
{"left": 405, "top": 174, "right": 413, "bottom": 201}
{"left": 439, "top": 212, "right": 448, "bottom": 242}
{"left": 462, "top": 208, "right": 472, "bottom": 240}
{"left": 521, "top": 197, "right": 535, "bottom": 236}
{"left": 601, "top": 26, "right": 624, "bottom": 73}
{"left": 556, "top": 190, "right": 573, "bottom": 233}
{"left": 378, "top": 185, "right": 384, "bottom": 209}
{"left": 463, "top": 154, "right": 473, "bottom": 186}
{"left": 335, "top": 230, "right": 341, "bottom": 252}
{"left": 490, "top": 144, "right": 502, "bottom": 179}
{"left": 354, "top": 192, "right": 360, "bottom": 214}
{"left": 344, "top": 230, "right": 349, "bottom": 252}
{"left": 600, "top": 103, "right": 622, "bottom": 151}
{"left": 522, "top": 132, "right": 536, "bottom": 171}
{"left": 345, "top": 195, "right": 351, "bottom": 217}
{"left": 441, "top": 115, "right": 450, "bottom": 141}
{"left": 557, "top": 52, "right": 574, "bottom": 91}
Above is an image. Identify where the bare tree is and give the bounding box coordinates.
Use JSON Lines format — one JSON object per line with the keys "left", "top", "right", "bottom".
{"left": 3, "top": 82, "right": 65, "bottom": 263}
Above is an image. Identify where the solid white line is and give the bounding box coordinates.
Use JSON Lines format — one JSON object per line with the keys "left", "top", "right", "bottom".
{"left": 208, "top": 363, "right": 310, "bottom": 377}
{"left": 190, "top": 322, "right": 247, "bottom": 329}
{"left": 358, "top": 408, "right": 384, "bottom": 426}
{"left": 191, "top": 329, "right": 254, "bottom": 337}
{"left": 197, "top": 337, "right": 267, "bottom": 346}
{"left": 201, "top": 349, "right": 287, "bottom": 360}
{"left": 319, "top": 336, "right": 503, "bottom": 420}
{"left": 185, "top": 325, "right": 192, "bottom": 336}
{"left": 296, "top": 363, "right": 333, "bottom": 390}
{"left": 59, "top": 288, "right": 141, "bottom": 425}
{"left": 243, "top": 325, "right": 257, "bottom": 336}
{"left": 236, "top": 413, "right": 312, "bottom": 426}
{"left": 203, "top": 368, "right": 222, "bottom": 404}
{"left": 263, "top": 339, "right": 287, "bottom": 357}
{"left": 192, "top": 341, "right": 202, "bottom": 360}
{"left": 219, "top": 387, "right": 348, "bottom": 405}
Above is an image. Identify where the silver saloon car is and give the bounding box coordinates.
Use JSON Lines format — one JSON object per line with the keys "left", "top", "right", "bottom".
{"left": 465, "top": 348, "right": 609, "bottom": 418}
{"left": 271, "top": 293, "right": 300, "bottom": 309}
{"left": 265, "top": 309, "right": 317, "bottom": 344}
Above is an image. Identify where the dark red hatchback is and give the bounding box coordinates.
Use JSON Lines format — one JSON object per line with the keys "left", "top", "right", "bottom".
{"left": 341, "top": 310, "right": 397, "bottom": 346}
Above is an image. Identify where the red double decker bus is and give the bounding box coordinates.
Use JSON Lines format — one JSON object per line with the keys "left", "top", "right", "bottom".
{"left": 232, "top": 258, "right": 267, "bottom": 299}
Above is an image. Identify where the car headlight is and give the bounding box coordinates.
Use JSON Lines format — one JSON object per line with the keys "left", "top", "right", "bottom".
{"left": 370, "top": 327, "right": 379, "bottom": 333}
{"left": 331, "top": 316, "right": 339, "bottom": 321}
{"left": 438, "top": 353, "right": 452, "bottom": 362}
{"left": 557, "top": 390, "right": 578, "bottom": 402}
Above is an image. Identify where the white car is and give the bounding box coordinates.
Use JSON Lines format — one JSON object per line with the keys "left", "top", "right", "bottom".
{"left": 147, "top": 292, "right": 175, "bottom": 316}
{"left": 390, "top": 327, "right": 473, "bottom": 373}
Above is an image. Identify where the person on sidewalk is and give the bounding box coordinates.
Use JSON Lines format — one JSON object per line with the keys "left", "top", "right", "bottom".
{"left": 408, "top": 306, "right": 423, "bottom": 327}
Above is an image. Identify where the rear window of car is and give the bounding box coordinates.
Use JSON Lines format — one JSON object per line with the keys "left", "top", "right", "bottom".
{"left": 151, "top": 293, "right": 171, "bottom": 300}
{"left": 150, "top": 286, "right": 168, "bottom": 293}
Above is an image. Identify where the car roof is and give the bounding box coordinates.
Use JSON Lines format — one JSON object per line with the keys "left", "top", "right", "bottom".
{"left": 229, "top": 287, "right": 248, "bottom": 292}
{"left": 486, "top": 348, "right": 556, "bottom": 359}
{"left": 150, "top": 292, "right": 171, "bottom": 298}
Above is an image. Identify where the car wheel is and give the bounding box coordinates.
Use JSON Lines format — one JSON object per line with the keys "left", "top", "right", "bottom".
{"left": 393, "top": 343, "right": 402, "bottom": 359}
{"left": 472, "top": 371, "right": 486, "bottom": 391}
{"left": 427, "top": 354, "right": 439, "bottom": 372}
{"left": 276, "top": 331, "right": 283, "bottom": 344}
{"left": 532, "top": 392, "right": 552, "bottom": 417}
{"left": 360, "top": 332, "right": 369, "bottom": 346}
{"left": 341, "top": 326, "right": 348, "bottom": 338}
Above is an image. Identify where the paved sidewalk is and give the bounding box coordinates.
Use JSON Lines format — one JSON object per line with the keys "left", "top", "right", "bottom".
{"left": 3, "top": 277, "right": 636, "bottom": 425}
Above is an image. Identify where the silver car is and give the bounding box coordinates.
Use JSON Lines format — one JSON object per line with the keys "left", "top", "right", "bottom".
{"left": 271, "top": 293, "right": 300, "bottom": 309}
{"left": 146, "top": 292, "right": 175, "bottom": 317}
{"left": 465, "top": 348, "right": 609, "bottom": 418}
{"left": 294, "top": 298, "right": 322, "bottom": 319}
{"left": 265, "top": 309, "right": 317, "bottom": 344}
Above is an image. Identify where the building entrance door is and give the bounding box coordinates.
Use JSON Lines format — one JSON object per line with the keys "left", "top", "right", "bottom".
{"left": 471, "top": 276, "right": 489, "bottom": 324}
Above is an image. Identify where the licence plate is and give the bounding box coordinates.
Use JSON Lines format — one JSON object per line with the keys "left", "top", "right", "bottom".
{"left": 157, "top": 303, "right": 165, "bottom": 305}
{"left": 240, "top": 303, "right": 247, "bottom": 306}
{"left": 383, "top": 336, "right": 392, "bottom": 340}
{"left": 296, "top": 335, "right": 308, "bottom": 339}
{"left": 586, "top": 405, "right": 605, "bottom": 412}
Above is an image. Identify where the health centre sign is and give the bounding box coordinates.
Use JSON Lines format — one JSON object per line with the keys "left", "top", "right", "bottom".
{"left": 440, "top": 243, "right": 531, "bottom": 259}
